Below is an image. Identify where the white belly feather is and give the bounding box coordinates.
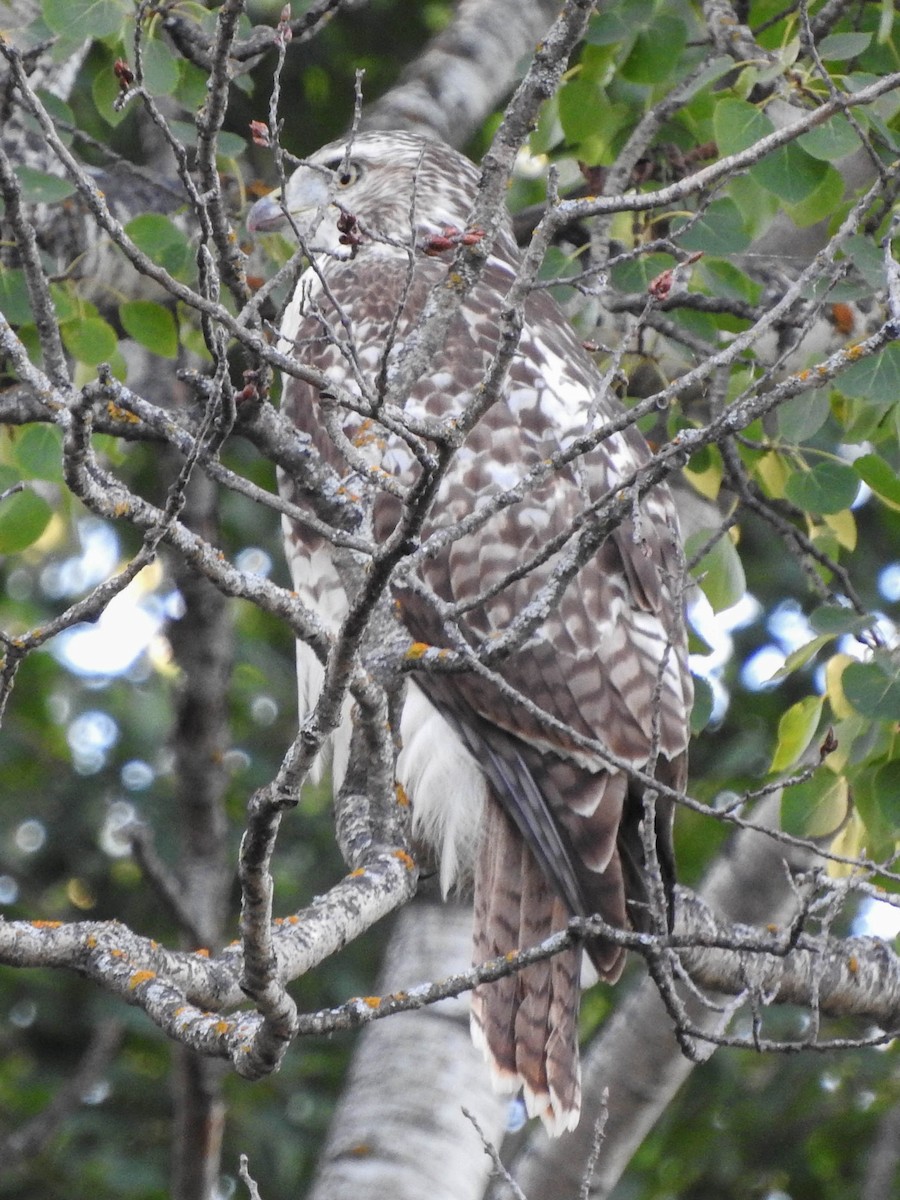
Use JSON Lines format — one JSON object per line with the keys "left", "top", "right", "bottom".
{"left": 285, "top": 519, "right": 486, "bottom": 892}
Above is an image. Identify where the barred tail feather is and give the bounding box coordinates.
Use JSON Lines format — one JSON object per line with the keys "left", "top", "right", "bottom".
{"left": 471, "top": 798, "right": 582, "bottom": 1135}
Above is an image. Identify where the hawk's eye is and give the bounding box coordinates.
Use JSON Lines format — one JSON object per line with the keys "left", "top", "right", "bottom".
{"left": 333, "top": 162, "right": 361, "bottom": 188}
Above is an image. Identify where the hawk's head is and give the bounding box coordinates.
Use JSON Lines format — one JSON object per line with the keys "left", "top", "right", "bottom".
{"left": 247, "top": 130, "right": 505, "bottom": 259}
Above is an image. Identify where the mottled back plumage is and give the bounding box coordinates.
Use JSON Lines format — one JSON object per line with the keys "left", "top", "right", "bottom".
{"left": 248, "top": 131, "right": 692, "bottom": 1134}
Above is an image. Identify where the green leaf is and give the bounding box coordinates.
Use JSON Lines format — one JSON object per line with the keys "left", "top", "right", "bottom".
{"left": 690, "top": 675, "right": 715, "bottom": 734}
{"left": 696, "top": 257, "right": 762, "bottom": 304}
{"left": 809, "top": 605, "right": 876, "bottom": 636}
{"left": 558, "top": 77, "right": 607, "bottom": 146}
{"left": 167, "top": 121, "right": 245, "bottom": 160}
{"left": 770, "top": 695, "right": 824, "bottom": 773}
{"left": 42, "top": 0, "right": 128, "bottom": 38}
{"left": 11, "top": 425, "right": 64, "bottom": 483}
{"left": 784, "top": 461, "right": 860, "bottom": 514}
{"left": 61, "top": 316, "right": 118, "bottom": 365}
{"left": 140, "top": 37, "right": 180, "bottom": 96}
{"left": 669, "top": 307, "right": 718, "bottom": 346}
{"left": 586, "top": 0, "right": 654, "bottom": 44}
{"left": 849, "top": 70, "right": 900, "bottom": 119}
{"left": 174, "top": 61, "right": 209, "bottom": 112}
{"left": 119, "top": 301, "right": 178, "bottom": 359}
{"left": 15, "top": 323, "right": 40, "bottom": 365}
{"left": 770, "top": 634, "right": 834, "bottom": 679}
{"left": 836, "top": 343, "right": 900, "bottom": 406}
{"left": 217, "top": 131, "right": 248, "bottom": 160}
{"left": 685, "top": 528, "right": 746, "bottom": 613}
{"left": 799, "top": 115, "right": 861, "bottom": 161}
{"left": 0, "top": 484, "right": 52, "bottom": 552}
{"left": 713, "top": 98, "right": 827, "bottom": 205}
{"left": 620, "top": 16, "right": 687, "bottom": 84}
{"left": 32, "top": 91, "right": 75, "bottom": 147}
{"left": 817, "top": 32, "right": 872, "bottom": 60}
{"left": 727, "top": 172, "right": 779, "bottom": 239}
{"left": 753, "top": 141, "right": 827, "bottom": 205}
{"left": 870, "top": 760, "right": 900, "bottom": 835}
{"left": 777, "top": 389, "right": 831, "bottom": 442}
{"left": 853, "top": 452, "right": 900, "bottom": 505}
{"left": 879, "top": 0, "right": 894, "bottom": 43}
{"left": 49, "top": 283, "right": 79, "bottom": 324}
{"left": 843, "top": 656, "right": 900, "bottom": 721}
{"left": 686, "top": 610, "right": 714, "bottom": 655}
{"left": 14, "top": 166, "right": 74, "bottom": 205}
{"left": 784, "top": 164, "right": 844, "bottom": 227}
{"left": 713, "top": 97, "right": 771, "bottom": 156}
{"left": 686, "top": 443, "right": 714, "bottom": 475}
{"left": 0, "top": 268, "right": 34, "bottom": 324}
{"left": 845, "top": 233, "right": 890, "bottom": 290}
{"left": 781, "top": 770, "right": 848, "bottom": 838}
{"left": 610, "top": 253, "right": 674, "bottom": 294}
{"left": 91, "top": 57, "right": 129, "bottom": 128}
{"left": 124, "top": 214, "right": 193, "bottom": 280}
{"left": 852, "top": 762, "right": 897, "bottom": 856}
{"left": 674, "top": 199, "right": 751, "bottom": 255}
{"left": 679, "top": 55, "right": 736, "bottom": 97}
{"left": 841, "top": 395, "right": 895, "bottom": 443}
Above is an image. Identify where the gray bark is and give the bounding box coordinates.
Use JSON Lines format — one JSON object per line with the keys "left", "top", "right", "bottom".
{"left": 307, "top": 898, "right": 509, "bottom": 1200}
{"left": 361, "top": 0, "right": 563, "bottom": 146}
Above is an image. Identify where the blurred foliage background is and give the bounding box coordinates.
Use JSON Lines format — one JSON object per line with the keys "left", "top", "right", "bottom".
{"left": 1, "top": 0, "right": 899, "bottom": 1196}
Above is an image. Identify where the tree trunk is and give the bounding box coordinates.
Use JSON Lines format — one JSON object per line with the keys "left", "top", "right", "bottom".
{"left": 307, "top": 897, "right": 509, "bottom": 1200}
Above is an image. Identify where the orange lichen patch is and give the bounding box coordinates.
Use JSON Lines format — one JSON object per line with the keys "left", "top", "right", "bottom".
{"left": 106, "top": 401, "right": 140, "bottom": 424}
{"left": 284, "top": 914, "right": 299, "bottom": 925}
{"left": 349, "top": 867, "right": 366, "bottom": 878}
{"left": 766, "top": 923, "right": 779, "bottom": 933}
{"left": 348, "top": 1142, "right": 373, "bottom": 1157}
{"left": 845, "top": 342, "right": 866, "bottom": 361}
{"left": 362, "top": 996, "right": 381, "bottom": 1009}
{"left": 351, "top": 419, "right": 385, "bottom": 450}
{"left": 173, "top": 1006, "right": 189, "bottom": 1017}
{"left": 30, "top": 920, "right": 62, "bottom": 928}
{"left": 128, "top": 970, "right": 156, "bottom": 989}
{"left": 194, "top": 948, "right": 210, "bottom": 957}
{"left": 847, "top": 955, "right": 859, "bottom": 975}
{"left": 214, "top": 1020, "right": 232, "bottom": 1035}
{"left": 405, "top": 641, "right": 431, "bottom": 660}
{"left": 795, "top": 369, "right": 811, "bottom": 382}
{"left": 110, "top": 948, "right": 126, "bottom": 958}
{"left": 393, "top": 850, "right": 415, "bottom": 871}
{"left": 85, "top": 935, "right": 98, "bottom": 949}
{"left": 830, "top": 302, "right": 855, "bottom": 335}
{"left": 505, "top": 950, "right": 519, "bottom": 962}
{"left": 395, "top": 783, "right": 410, "bottom": 807}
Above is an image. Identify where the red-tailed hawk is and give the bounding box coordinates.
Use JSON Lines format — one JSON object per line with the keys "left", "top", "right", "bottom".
{"left": 248, "top": 131, "right": 692, "bottom": 1134}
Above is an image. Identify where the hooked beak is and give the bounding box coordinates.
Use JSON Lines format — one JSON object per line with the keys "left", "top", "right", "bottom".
{"left": 247, "top": 190, "right": 287, "bottom": 234}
